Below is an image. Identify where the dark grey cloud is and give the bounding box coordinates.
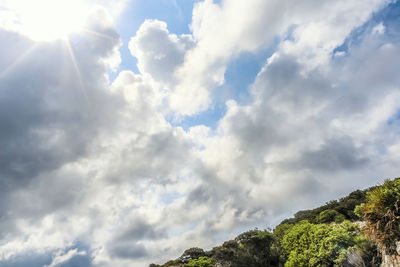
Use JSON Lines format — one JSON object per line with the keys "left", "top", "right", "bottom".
{"left": 7, "top": 169, "right": 85, "bottom": 220}
{"left": 0, "top": 6, "right": 124, "bottom": 242}
{"left": 103, "top": 129, "right": 193, "bottom": 184}
{"left": 0, "top": 24, "right": 122, "bottom": 191}
{"left": 115, "top": 218, "right": 167, "bottom": 241}
{"left": 110, "top": 243, "right": 148, "bottom": 259}
{"left": 187, "top": 184, "right": 213, "bottom": 204}
{"left": 295, "top": 137, "right": 369, "bottom": 172}
{"left": 107, "top": 217, "right": 167, "bottom": 261}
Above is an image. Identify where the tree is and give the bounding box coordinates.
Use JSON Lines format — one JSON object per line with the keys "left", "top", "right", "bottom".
{"left": 317, "top": 209, "right": 345, "bottom": 224}
{"left": 281, "top": 220, "right": 362, "bottom": 266}
{"left": 185, "top": 257, "right": 212, "bottom": 267}
{"left": 179, "top": 247, "right": 206, "bottom": 263}
{"left": 211, "top": 229, "right": 279, "bottom": 267}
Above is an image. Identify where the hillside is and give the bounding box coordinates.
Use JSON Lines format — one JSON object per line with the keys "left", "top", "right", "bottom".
{"left": 150, "top": 178, "right": 400, "bottom": 267}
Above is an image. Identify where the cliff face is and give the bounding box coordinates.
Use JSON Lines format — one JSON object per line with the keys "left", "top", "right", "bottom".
{"left": 381, "top": 254, "right": 400, "bottom": 267}
{"left": 380, "top": 242, "right": 400, "bottom": 267}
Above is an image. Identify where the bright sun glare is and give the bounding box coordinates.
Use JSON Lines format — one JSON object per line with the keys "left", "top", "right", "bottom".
{"left": 3, "top": 0, "right": 90, "bottom": 41}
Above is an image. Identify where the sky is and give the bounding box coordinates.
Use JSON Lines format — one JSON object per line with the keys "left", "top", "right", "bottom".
{"left": 0, "top": 0, "right": 400, "bottom": 266}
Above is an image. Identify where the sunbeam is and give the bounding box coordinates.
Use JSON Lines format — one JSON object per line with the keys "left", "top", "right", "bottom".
{"left": 0, "top": 44, "right": 38, "bottom": 80}
{"left": 63, "top": 38, "right": 89, "bottom": 105}
{"left": 83, "top": 28, "right": 119, "bottom": 42}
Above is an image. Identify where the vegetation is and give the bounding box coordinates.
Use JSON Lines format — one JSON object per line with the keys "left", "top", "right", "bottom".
{"left": 280, "top": 189, "right": 367, "bottom": 225}
{"left": 181, "top": 248, "right": 207, "bottom": 261}
{"left": 211, "top": 229, "right": 279, "bottom": 266}
{"left": 151, "top": 177, "right": 400, "bottom": 267}
{"left": 185, "top": 257, "right": 212, "bottom": 267}
{"left": 279, "top": 220, "right": 377, "bottom": 266}
{"left": 357, "top": 178, "right": 400, "bottom": 255}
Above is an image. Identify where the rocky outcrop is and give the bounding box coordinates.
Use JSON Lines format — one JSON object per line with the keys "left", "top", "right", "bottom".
{"left": 380, "top": 242, "right": 400, "bottom": 267}
{"left": 380, "top": 253, "right": 400, "bottom": 267}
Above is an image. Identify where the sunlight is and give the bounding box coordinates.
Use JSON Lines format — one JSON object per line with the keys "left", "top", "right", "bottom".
{"left": 64, "top": 38, "right": 89, "bottom": 103}
{"left": 3, "top": 0, "right": 90, "bottom": 41}
{"left": 0, "top": 44, "right": 37, "bottom": 79}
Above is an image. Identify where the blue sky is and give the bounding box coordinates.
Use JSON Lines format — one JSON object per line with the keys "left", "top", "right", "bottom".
{"left": 115, "top": 0, "right": 198, "bottom": 74}
{"left": 0, "top": 0, "right": 400, "bottom": 266}
{"left": 114, "top": 0, "right": 277, "bottom": 130}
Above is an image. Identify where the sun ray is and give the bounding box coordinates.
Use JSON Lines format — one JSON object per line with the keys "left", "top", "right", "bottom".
{"left": 82, "top": 28, "right": 119, "bottom": 42}
{"left": 63, "top": 38, "right": 89, "bottom": 105}
{"left": 0, "top": 44, "right": 38, "bottom": 80}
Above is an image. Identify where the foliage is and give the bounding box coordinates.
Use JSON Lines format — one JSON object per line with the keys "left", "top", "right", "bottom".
{"left": 358, "top": 178, "right": 400, "bottom": 254}
{"left": 281, "top": 220, "right": 365, "bottom": 266}
{"left": 280, "top": 190, "right": 367, "bottom": 225}
{"left": 317, "top": 209, "right": 345, "bottom": 224}
{"left": 273, "top": 223, "right": 294, "bottom": 264}
{"left": 182, "top": 247, "right": 206, "bottom": 258}
{"left": 184, "top": 257, "right": 212, "bottom": 267}
{"left": 351, "top": 233, "right": 381, "bottom": 266}
{"left": 210, "top": 240, "right": 238, "bottom": 263}
{"left": 211, "top": 229, "right": 279, "bottom": 267}
{"left": 162, "top": 260, "right": 181, "bottom": 266}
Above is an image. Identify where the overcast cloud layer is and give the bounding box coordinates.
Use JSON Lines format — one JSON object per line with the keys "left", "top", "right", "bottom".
{"left": 0, "top": 0, "right": 400, "bottom": 266}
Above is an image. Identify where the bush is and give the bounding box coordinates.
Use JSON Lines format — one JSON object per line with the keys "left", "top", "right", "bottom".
{"left": 182, "top": 247, "right": 206, "bottom": 258}
{"left": 185, "top": 257, "right": 212, "bottom": 267}
{"left": 279, "top": 189, "right": 367, "bottom": 225}
{"left": 281, "top": 220, "right": 362, "bottom": 266}
{"left": 358, "top": 178, "right": 400, "bottom": 254}
{"left": 317, "top": 209, "right": 345, "bottom": 224}
{"left": 179, "top": 247, "right": 206, "bottom": 262}
{"left": 211, "top": 229, "right": 279, "bottom": 267}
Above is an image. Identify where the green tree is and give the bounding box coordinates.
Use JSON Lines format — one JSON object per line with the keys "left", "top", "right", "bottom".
{"left": 281, "top": 220, "right": 361, "bottom": 266}
{"left": 211, "top": 229, "right": 279, "bottom": 267}
{"left": 273, "top": 223, "right": 294, "bottom": 264}
{"left": 185, "top": 257, "right": 212, "bottom": 267}
{"left": 180, "top": 247, "right": 206, "bottom": 261}
{"left": 317, "top": 210, "right": 345, "bottom": 224}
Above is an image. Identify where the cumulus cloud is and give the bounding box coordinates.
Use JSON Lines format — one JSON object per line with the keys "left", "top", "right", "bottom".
{"left": 129, "top": 19, "right": 194, "bottom": 85}
{"left": 1, "top": 0, "right": 400, "bottom": 267}
{"left": 0, "top": 6, "right": 121, "bottom": 208}
{"left": 166, "top": 0, "right": 389, "bottom": 115}
{"left": 187, "top": 7, "right": 400, "bottom": 234}
{"left": 0, "top": 4, "right": 128, "bottom": 263}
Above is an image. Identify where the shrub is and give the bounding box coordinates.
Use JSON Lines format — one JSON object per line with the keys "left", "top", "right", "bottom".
{"left": 185, "top": 257, "right": 212, "bottom": 267}
{"left": 317, "top": 209, "right": 345, "bottom": 224}
{"left": 281, "top": 220, "right": 362, "bottom": 266}
{"left": 358, "top": 178, "right": 400, "bottom": 254}
{"left": 211, "top": 229, "right": 279, "bottom": 267}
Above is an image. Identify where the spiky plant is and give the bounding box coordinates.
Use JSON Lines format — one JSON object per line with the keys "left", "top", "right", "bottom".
{"left": 358, "top": 178, "right": 400, "bottom": 255}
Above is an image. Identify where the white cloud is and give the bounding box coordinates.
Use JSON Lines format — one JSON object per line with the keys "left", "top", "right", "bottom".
{"left": 167, "top": 0, "right": 389, "bottom": 115}
{"left": 372, "top": 22, "right": 386, "bottom": 35}
{"left": 0, "top": 0, "right": 400, "bottom": 267}
{"left": 45, "top": 249, "right": 87, "bottom": 267}
{"left": 129, "top": 19, "right": 194, "bottom": 85}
